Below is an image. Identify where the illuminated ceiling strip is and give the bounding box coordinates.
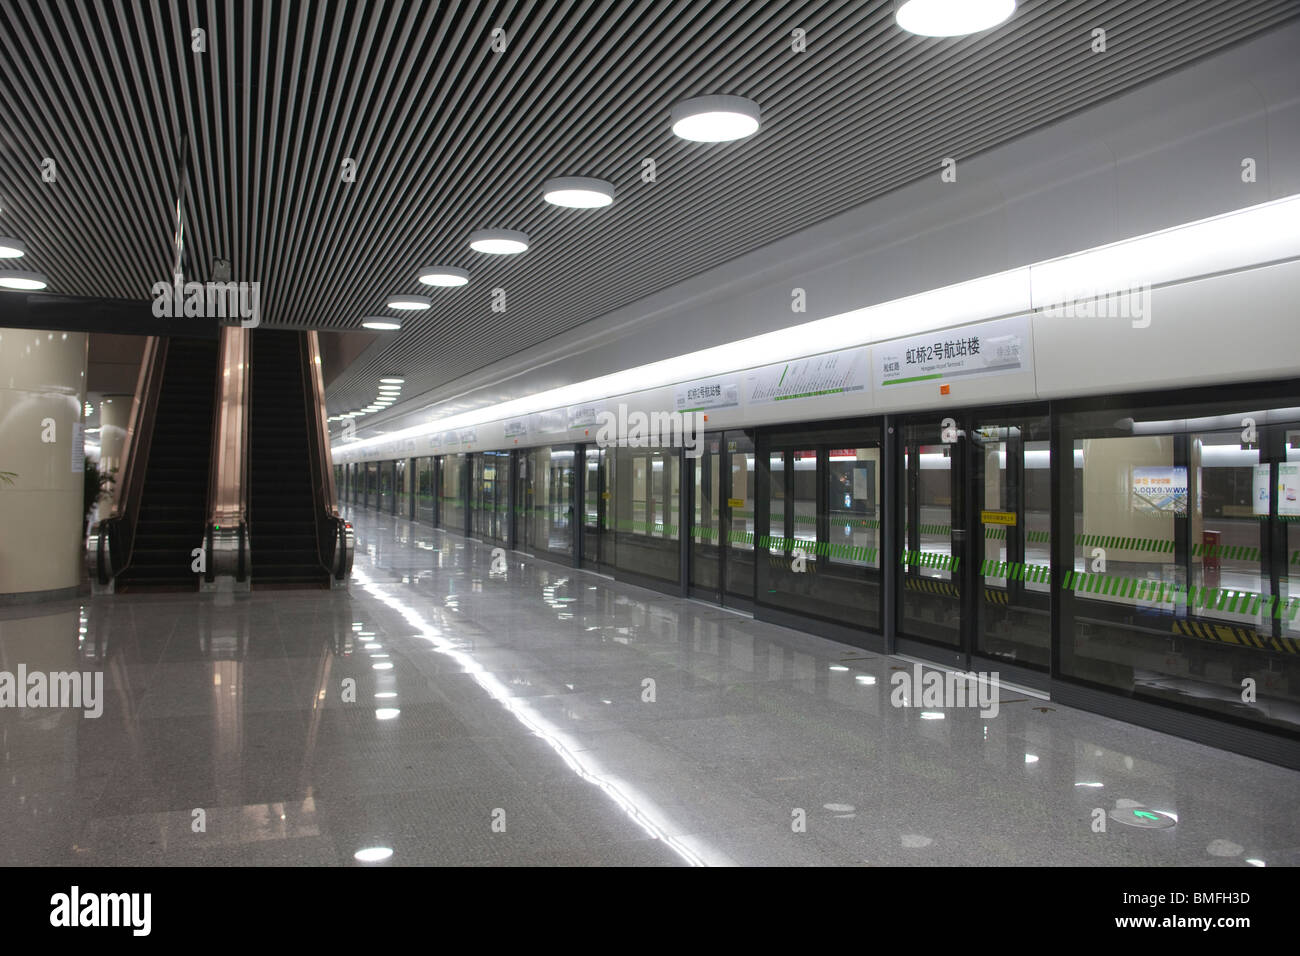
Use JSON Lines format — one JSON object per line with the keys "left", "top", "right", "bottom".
{"left": 336, "top": 193, "right": 1300, "bottom": 455}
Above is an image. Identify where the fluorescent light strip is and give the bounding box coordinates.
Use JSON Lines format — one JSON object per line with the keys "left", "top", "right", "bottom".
{"left": 335, "top": 194, "right": 1300, "bottom": 456}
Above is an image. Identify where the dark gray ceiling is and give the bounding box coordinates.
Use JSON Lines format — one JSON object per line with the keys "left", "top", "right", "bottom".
{"left": 1, "top": 0, "right": 1296, "bottom": 417}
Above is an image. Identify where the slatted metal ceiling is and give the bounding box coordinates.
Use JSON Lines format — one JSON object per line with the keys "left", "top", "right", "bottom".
{"left": 1, "top": 0, "right": 1295, "bottom": 420}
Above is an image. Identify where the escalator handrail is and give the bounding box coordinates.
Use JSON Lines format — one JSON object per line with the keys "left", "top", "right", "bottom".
{"left": 298, "top": 331, "right": 352, "bottom": 580}
{"left": 89, "top": 335, "right": 168, "bottom": 583}
{"left": 204, "top": 325, "right": 252, "bottom": 580}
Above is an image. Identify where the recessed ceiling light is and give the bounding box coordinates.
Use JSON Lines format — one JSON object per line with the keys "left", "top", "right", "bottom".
{"left": 364, "top": 405, "right": 381, "bottom": 412}
{"left": 417, "top": 266, "right": 469, "bottom": 287}
{"left": 379, "top": 377, "right": 405, "bottom": 385}
{"left": 378, "top": 384, "right": 401, "bottom": 392}
{"left": 543, "top": 177, "right": 615, "bottom": 208}
{"left": 468, "top": 229, "right": 529, "bottom": 254}
{"left": 0, "top": 238, "right": 27, "bottom": 258}
{"left": 385, "top": 294, "right": 431, "bottom": 310}
{"left": 362, "top": 318, "right": 401, "bottom": 330}
{"left": 0, "top": 269, "right": 48, "bottom": 290}
{"left": 895, "top": 0, "right": 1016, "bottom": 37}
{"left": 670, "top": 95, "right": 761, "bottom": 142}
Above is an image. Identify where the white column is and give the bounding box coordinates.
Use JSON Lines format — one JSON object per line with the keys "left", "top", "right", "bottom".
{"left": 0, "top": 327, "right": 89, "bottom": 601}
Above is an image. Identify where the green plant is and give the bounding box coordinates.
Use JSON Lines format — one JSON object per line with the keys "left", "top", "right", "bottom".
{"left": 84, "top": 460, "right": 115, "bottom": 520}
{"left": 0, "top": 471, "right": 15, "bottom": 485}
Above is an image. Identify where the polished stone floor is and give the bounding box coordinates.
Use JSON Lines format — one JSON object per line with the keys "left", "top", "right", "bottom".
{"left": 2, "top": 507, "right": 1298, "bottom": 867}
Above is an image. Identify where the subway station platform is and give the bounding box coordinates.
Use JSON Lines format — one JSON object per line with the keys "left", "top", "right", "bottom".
{"left": 2, "top": 507, "right": 1297, "bottom": 867}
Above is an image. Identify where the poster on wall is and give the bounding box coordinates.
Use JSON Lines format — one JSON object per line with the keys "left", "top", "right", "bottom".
{"left": 504, "top": 418, "right": 529, "bottom": 440}
{"left": 1132, "top": 466, "right": 1188, "bottom": 515}
{"left": 1279, "top": 463, "right": 1300, "bottom": 517}
{"left": 1253, "top": 462, "right": 1272, "bottom": 516}
{"left": 875, "top": 314, "right": 1031, "bottom": 388}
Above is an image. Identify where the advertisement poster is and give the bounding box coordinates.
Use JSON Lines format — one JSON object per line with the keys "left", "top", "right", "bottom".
{"left": 1279, "top": 463, "right": 1300, "bottom": 517}
{"left": 1253, "top": 463, "right": 1272, "bottom": 516}
{"left": 1132, "top": 466, "right": 1188, "bottom": 515}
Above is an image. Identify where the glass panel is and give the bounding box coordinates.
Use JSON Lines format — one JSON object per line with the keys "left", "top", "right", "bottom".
{"left": 900, "top": 424, "right": 960, "bottom": 646}
{"left": 582, "top": 446, "right": 608, "bottom": 569}
{"left": 827, "top": 447, "right": 880, "bottom": 569}
{"left": 395, "top": 459, "right": 408, "bottom": 518}
{"left": 441, "top": 454, "right": 465, "bottom": 531}
{"left": 761, "top": 435, "right": 882, "bottom": 629}
{"left": 416, "top": 458, "right": 435, "bottom": 525}
{"left": 611, "top": 446, "right": 679, "bottom": 582}
{"left": 690, "top": 435, "right": 721, "bottom": 591}
{"left": 725, "top": 433, "right": 756, "bottom": 599}
{"left": 365, "top": 461, "right": 378, "bottom": 510}
{"left": 379, "top": 460, "right": 394, "bottom": 513}
{"left": 972, "top": 421, "right": 1051, "bottom": 669}
{"left": 527, "top": 446, "right": 574, "bottom": 555}
{"left": 1061, "top": 403, "right": 1300, "bottom": 734}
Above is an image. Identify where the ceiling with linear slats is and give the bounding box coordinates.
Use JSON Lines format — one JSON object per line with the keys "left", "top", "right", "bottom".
{"left": 1, "top": 0, "right": 1297, "bottom": 420}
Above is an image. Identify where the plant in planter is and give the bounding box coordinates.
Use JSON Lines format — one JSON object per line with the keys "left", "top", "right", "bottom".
{"left": 83, "top": 460, "right": 116, "bottom": 534}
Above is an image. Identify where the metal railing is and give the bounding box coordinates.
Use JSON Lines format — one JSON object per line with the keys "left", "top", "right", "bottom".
{"left": 203, "top": 325, "right": 252, "bottom": 586}
{"left": 300, "top": 330, "right": 353, "bottom": 585}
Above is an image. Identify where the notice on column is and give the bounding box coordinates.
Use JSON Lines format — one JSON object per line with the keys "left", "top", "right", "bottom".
{"left": 71, "top": 423, "right": 85, "bottom": 474}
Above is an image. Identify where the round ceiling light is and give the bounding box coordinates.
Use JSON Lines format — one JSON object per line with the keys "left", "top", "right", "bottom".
{"left": 378, "top": 385, "right": 401, "bottom": 392}
{"left": 0, "top": 238, "right": 27, "bottom": 258}
{"left": 0, "top": 269, "right": 48, "bottom": 290}
{"left": 468, "top": 229, "right": 529, "bottom": 254}
{"left": 895, "top": 0, "right": 1016, "bottom": 36}
{"left": 543, "top": 177, "right": 615, "bottom": 208}
{"left": 379, "top": 377, "right": 405, "bottom": 385}
{"left": 362, "top": 318, "right": 402, "bottom": 330}
{"left": 670, "top": 95, "right": 761, "bottom": 142}
{"left": 417, "top": 266, "right": 469, "bottom": 287}
{"left": 385, "top": 294, "right": 431, "bottom": 311}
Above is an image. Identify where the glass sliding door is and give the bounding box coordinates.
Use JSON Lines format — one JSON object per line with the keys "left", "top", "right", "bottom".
{"left": 581, "top": 445, "right": 610, "bottom": 571}
{"left": 758, "top": 422, "right": 883, "bottom": 634}
{"left": 415, "top": 457, "right": 435, "bottom": 525}
{"left": 440, "top": 453, "right": 466, "bottom": 533}
{"left": 395, "top": 458, "right": 408, "bottom": 518}
{"left": 690, "top": 434, "right": 722, "bottom": 595}
{"left": 897, "top": 408, "right": 1051, "bottom": 668}
{"left": 379, "top": 460, "right": 394, "bottom": 513}
{"left": 690, "top": 431, "right": 755, "bottom": 605}
{"left": 610, "top": 445, "right": 680, "bottom": 583}
{"left": 524, "top": 445, "right": 575, "bottom": 559}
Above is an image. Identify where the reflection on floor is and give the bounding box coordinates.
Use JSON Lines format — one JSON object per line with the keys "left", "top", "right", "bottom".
{"left": 1, "top": 506, "right": 1297, "bottom": 866}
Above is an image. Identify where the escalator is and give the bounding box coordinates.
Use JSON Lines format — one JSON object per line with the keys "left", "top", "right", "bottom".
{"left": 90, "top": 327, "right": 351, "bottom": 591}
{"left": 114, "top": 336, "right": 218, "bottom": 592}
{"left": 249, "top": 329, "right": 332, "bottom": 588}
